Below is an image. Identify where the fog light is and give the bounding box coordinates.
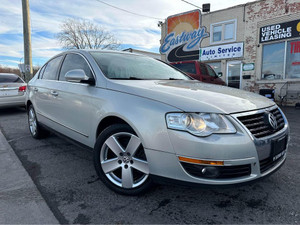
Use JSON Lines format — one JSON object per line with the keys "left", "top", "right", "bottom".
{"left": 201, "top": 166, "right": 220, "bottom": 178}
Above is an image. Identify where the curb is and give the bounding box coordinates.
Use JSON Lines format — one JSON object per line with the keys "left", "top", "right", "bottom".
{"left": 0, "top": 129, "right": 59, "bottom": 224}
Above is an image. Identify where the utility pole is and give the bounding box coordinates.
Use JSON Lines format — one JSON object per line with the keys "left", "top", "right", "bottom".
{"left": 22, "top": 0, "right": 33, "bottom": 82}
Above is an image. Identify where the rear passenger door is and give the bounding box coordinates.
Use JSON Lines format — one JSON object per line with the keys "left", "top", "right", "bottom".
{"left": 34, "top": 55, "right": 63, "bottom": 128}
{"left": 53, "top": 53, "right": 95, "bottom": 145}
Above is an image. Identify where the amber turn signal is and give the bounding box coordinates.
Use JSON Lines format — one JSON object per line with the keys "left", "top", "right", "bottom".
{"left": 178, "top": 156, "right": 224, "bottom": 166}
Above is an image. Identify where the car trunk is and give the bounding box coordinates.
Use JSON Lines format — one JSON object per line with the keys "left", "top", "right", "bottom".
{"left": 0, "top": 83, "right": 26, "bottom": 98}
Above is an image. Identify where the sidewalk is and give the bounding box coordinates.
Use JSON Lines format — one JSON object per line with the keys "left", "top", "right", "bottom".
{"left": 0, "top": 130, "right": 59, "bottom": 224}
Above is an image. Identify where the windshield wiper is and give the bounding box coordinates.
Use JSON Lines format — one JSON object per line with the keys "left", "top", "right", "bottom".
{"left": 110, "top": 77, "right": 144, "bottom": 80}
{"left": 168, "top": 78, "right": 184, "bottom": 80}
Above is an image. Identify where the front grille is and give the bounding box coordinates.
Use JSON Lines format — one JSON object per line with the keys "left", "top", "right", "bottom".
{"left": 181, "top": 162, "right": 251, "bottom": 179}
{"left": 237, "top": 107, "right": 285, "bottom": 138}
{"left": 259, "top": 154, "right": 285, "bottom": 174}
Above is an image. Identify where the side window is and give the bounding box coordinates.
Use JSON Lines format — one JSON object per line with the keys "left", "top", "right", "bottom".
{"left": 199, "top": 64, "right": 208, "bottom": 75}
{"left": 172, "top": 63, "right": 196, "bottom": 74}
{"left": 42, "top": 56, "right": 63, "bottom": 80}
{"left": 206, "top": 65, "right": 217, "bottom": 77}
{"left": 59, "top": 54, "right": 92, "bottom": 81}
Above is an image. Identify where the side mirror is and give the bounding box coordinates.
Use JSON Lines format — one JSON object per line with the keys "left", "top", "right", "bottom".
{"left": 217, "top": 72, "right": 223, "bottom": 77}
{"left": 65, "top": 69, "right": 95, "bottom": 85}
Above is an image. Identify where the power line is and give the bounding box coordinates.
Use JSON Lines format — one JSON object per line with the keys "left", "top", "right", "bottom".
{"left": 181, "top": 0, "right": 202, "bottom": 9}
{"left": 94, "top": 0, "right": 164, "bottom": 20}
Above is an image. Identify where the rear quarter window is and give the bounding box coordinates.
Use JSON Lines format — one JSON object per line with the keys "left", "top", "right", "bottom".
{"left": 42, "top": 56, "right": 63, "bottom": 80}
{"left": 38, "top": 65, "right": 46, "bottom": 79}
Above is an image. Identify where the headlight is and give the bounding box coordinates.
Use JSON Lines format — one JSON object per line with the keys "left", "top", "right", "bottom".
{"left": 166, "top": 113, "right": 236, "bottom": 137}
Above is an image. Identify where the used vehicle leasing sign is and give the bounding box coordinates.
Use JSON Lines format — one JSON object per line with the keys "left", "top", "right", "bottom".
{"left": 200, "top": 42, "right": 244, "bottom": 61}
{"left": 259, "top": 20, "right": 300, "bottom": 43}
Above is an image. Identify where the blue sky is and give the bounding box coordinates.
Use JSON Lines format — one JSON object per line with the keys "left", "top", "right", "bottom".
{"left": 0, "top": 0, "right": 254, "bottom": 68}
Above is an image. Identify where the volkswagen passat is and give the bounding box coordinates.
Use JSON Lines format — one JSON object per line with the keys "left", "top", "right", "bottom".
{"left": 26, "top": 50, "right": 289, "bottom": 195}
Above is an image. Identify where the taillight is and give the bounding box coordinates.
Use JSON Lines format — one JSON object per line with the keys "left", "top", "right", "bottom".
{"left": 18, "top": 86, "right": 27, "bottom": 92}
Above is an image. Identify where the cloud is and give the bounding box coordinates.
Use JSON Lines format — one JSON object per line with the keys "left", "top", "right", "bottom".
{"left": 0, "top": 0, "right": 256, "bottom": 67}
{"left": 0, "top": 59, "right": 20, "bottom": 65}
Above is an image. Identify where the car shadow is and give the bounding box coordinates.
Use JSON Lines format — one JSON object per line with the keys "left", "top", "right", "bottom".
{"left": 0, "top": 107, "right": 26, "bottom": 116}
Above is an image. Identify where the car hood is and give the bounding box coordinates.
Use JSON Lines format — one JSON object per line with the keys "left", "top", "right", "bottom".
{"left": 107, "top": 80, "right": 275, "bottom": 114}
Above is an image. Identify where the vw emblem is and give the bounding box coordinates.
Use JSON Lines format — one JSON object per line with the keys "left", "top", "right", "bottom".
{"left": 267, "top": 112, "right": 278, "bottom": 130}
{"left": 122, "top": 156, "right": 130, "bottom": 164}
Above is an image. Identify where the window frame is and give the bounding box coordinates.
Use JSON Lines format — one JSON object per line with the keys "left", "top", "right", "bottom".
{"left": 210, "top": 19, "right": 237, "bottom": 45}
{"left": 40, "top": 55, "right": 64, "bottom": 81}
{"left": 285, "top": 39, "right": 300, "bottom": 79}
{"left": 38, "top": 64, "right": 47, "bottom": 79}
{"left": 261, "top": 41, "right": 285, "bottom": 80}
{"left": 261, "top": 38, "right": 300, "bottom": 80}
{"left": 58, "top": 52, "right": 96, "bottom": 83}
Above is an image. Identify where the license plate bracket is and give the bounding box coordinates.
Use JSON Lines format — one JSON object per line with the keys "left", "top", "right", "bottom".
{"left": 271, "top": 136, "right": 287, "bottom": 161}
{"left": 0, "top": 89, "right": 18, "bottom": 96}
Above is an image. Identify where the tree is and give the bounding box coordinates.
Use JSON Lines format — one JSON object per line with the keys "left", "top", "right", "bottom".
{"left": 0, "top": 64, "right": 40, "bottom": 79}
{"left": 57, "top": 19, "right": 120, "bottom": 50}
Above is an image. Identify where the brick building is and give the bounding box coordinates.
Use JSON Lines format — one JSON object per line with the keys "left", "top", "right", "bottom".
{"left": 160, "top": 0, "right": 300, "bottom": 105}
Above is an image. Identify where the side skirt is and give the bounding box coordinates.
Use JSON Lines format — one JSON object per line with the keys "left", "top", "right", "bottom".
{"left": 39, "top": 123, "right": 93, "bottom": 152}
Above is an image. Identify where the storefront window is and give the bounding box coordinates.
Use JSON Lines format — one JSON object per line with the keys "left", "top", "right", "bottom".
{"left": 286, "top": 39, "right": 300, "bottom": 79}
{"left": 261, "top": 42, "right": 285, "bottom": 80}
{"left": 207, "top": 62, "right": 221, "bottom": 74}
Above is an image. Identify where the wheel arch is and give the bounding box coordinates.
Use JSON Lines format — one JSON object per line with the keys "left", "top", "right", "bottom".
{"left": 26, "top": 100, "right": 32, "bottom": 112}
{"left": 96, "top": 116, "right": 135, "bottom": 139}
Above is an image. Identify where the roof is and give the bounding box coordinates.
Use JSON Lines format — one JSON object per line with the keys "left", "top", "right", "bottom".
{"left": 202, "top": 0, "right": 262, "bottom": 15}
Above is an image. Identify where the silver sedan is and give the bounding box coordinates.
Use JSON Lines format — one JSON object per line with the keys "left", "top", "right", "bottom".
{"left": 0, "top": 73, "right": 27, "bottom": 108}
{"left": 26, "top": 50, "right": 289, "bottom": 195}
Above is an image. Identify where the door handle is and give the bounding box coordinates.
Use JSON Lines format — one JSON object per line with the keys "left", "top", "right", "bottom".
{"left": 50, "top": 90, "right": 58, "bottom": 97}
{"left": 33, "top": 87, "right": 38, "bottom": 92}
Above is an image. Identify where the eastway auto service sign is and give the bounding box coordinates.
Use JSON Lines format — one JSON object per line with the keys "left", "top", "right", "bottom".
{"left": 200, "top": 42, "right": 244, "bottom": 61}
{"left": 160, "top": 10, "right": 209, "bottom": 62}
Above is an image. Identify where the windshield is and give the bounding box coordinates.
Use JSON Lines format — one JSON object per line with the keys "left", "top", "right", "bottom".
{"left": 90, "top": 52, "right": 190, "bottom": 80}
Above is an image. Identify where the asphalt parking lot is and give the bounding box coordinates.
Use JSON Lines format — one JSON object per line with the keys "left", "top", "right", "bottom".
{"left": 0, "top": 107, "right": 299, "bottom": 224}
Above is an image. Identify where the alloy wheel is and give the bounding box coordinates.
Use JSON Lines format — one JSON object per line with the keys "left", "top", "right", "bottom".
{"left": 28, "top": 108, "right": 37, "bottom": 136}
{"left": 100, "top": 132, "right": 149, "bottom": 189}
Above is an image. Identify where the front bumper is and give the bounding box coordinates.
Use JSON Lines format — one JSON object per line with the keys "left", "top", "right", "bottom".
{"left": 146, "top": 106, "right": 289, "bottom": 185}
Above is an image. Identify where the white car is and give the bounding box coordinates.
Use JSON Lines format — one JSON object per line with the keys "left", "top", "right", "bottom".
{"left": 0, "top": 73, "right": 27, "bottom": 108}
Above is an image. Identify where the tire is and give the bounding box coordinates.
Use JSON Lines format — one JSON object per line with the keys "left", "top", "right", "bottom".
{"left": 27, "top": 105, "right": 49, "bottom": 139}
{"left": 94, "top": 124, "right": 153, "bottom": 195}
